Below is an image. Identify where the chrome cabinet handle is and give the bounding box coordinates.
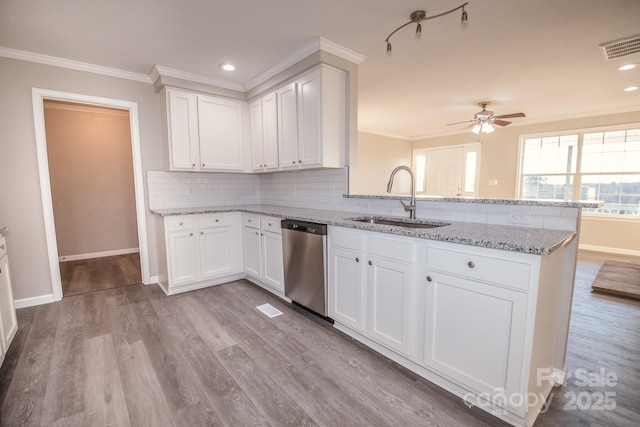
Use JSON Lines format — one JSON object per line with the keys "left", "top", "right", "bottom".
{"left": 426, "top": 276, "right": 432, "bottom": 282}
{"left": 468, "top": 261, "right": 475, "bottom": 269}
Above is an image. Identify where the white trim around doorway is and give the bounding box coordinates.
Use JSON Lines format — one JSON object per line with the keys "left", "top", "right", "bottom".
{"left": 31, "top": 88, "right": 151, "bottom": 302}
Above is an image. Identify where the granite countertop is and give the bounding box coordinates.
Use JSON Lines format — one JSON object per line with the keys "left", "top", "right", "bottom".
{"left": 151, "top": 205, "right": 576, "bottom": 256}
{"left": 345, "top": 194, "right": 604, "bottom": 209}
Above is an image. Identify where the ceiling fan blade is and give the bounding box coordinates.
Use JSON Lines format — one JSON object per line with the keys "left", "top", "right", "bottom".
{"left": 461, "top": 122, "right": 476, "bottom": 131}
{"left": 494, "top": 112, "right": 525, "bottom": 119}
{"left": 446, "top": 119, "right": 474, "bottom": 126}
{"left": 492, "top": 119, "right": 512, "bottom": 126}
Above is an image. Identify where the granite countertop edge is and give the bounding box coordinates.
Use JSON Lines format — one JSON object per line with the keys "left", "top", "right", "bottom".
{"left": 344, "top": 194, "right": 604, "bottom": 209}
{"left": 151, "top": 205, "right": 576, "bottom": 256}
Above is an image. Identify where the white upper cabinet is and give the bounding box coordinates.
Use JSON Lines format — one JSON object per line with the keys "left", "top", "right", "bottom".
{"left": 279, "top": 65, "right": 346, "bottom": 170}
{"left": 165, "top": 88, "right": 246, "bottom": 172}
{"left": 250, "top": 92, "right": 279, "bottom": 172}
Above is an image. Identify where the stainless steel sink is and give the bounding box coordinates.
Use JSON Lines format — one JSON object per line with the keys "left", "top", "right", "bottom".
{"left": 347, "top": 217, "right": 449, "bottom": 229}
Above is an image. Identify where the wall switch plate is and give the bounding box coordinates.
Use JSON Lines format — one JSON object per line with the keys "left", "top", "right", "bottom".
{"left": 508, "top": 212, "right": 531, "bottom": 225}
{"left": 488, "top": 179, "right": 498, "bottom": 186}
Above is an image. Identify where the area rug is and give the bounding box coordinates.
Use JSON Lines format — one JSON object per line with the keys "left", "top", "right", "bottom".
{"left": 591, "top": 260, "right": 640, "bottom": 300}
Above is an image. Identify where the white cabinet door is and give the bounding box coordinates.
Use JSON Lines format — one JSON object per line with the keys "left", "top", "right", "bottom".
{"left": 262, "top": 92, "right": 279, "bottom": 170}
{"left": 367, "top": 255, "right": 413, "bottom": 356}
{"left": 277, "top": 82, "right": 299, "bottom": 169}
{"left": 261, "top": 230, "right": 284, "bottom": 292}
{"left": 297, "top": 68, "right": 322, "bottom": 167}
{"left": 423, "top": 271, "right": 527, "bottom": 411}
{"left": 328, "top": 246, "right": 366, "bottom": 332}
{"left": 250, "top": 92, "right": 279, "bottom": 172}
{"left": 167, "top": 89, "right": 198, "bottom": 170}
{"left": 249, "top": 99, "right": 265, "bottom": 170}
{"left": 168, "top": 229, "right": 200, "bottom": 285}
{"left": 200, "top": 226, "right": 238, "bottom": 280}
{"left": 243, "top": 226, "right": 262, "bottom": 279}
{"left": 0, "top": 253, "right": 18, "bottom": 360}
{"left": 197, "top": 95, "right": 244, "bottom": 171}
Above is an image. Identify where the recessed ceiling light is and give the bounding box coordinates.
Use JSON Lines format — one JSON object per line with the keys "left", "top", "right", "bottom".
{"left": 624, "top": 86, "right": 638, "bottom": 92}
{"left": 219, "top": 63, "right": 235, "bottom": 72}
{"left": 618, "top": 64, "right": 637, "bottom": 71}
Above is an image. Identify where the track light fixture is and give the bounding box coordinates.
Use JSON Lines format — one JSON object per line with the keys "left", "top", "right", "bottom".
{"left": 385, "top": 2, "right": 469, "bottom": 54}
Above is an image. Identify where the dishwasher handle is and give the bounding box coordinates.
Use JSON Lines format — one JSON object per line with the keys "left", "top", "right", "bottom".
{"left": 281, "top": 219, "right": 327, "bottom": 235}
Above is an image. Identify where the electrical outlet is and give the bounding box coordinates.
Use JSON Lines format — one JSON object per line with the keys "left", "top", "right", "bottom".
{"left": 507, "top": 212, "right": 530, "bottom": 225}
{"left": 488, "top": 179, "right": 498, "bottom": 186}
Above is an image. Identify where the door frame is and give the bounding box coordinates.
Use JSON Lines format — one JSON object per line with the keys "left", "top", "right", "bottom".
{"left": 31, "top": 88, "right": 150, "bottom": 301}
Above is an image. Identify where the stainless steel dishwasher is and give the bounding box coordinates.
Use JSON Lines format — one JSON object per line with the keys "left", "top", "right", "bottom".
{"left": 281, "top": 219, "right": 331, "bottom": 320}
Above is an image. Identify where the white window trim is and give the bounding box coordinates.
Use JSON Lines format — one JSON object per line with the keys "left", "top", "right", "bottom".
{"left": 516, "top": 122, "right": 640, "bottom": 220}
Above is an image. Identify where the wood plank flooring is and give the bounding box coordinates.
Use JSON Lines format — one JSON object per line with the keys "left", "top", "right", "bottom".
{"left": 1, "top": 251, "right": 639, "bottom": 426}
{"left": 59, "top": 253, "right": 141, "bottom": 296}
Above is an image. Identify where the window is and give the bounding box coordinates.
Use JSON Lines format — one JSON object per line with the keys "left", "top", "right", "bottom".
{"left": 518, "top": 125, "right": 640, "bottom": 216}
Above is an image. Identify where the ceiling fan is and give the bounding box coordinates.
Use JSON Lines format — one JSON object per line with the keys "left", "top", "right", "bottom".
{"left": 447, "top": 102, "right": 526, "bottom": 134}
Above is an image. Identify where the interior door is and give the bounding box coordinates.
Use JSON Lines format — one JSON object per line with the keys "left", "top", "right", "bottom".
{"left": 425, "top": 147, "right": 464, "bottom": 197}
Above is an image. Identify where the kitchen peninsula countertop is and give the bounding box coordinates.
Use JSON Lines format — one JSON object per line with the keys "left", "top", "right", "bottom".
{"left": 151, "top": 205, "right": 576, "bottom": 256}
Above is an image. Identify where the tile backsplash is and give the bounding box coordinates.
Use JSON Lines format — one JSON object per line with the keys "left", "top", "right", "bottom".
{"left": 147, "top": 168, "right": 579, "bottom": 231}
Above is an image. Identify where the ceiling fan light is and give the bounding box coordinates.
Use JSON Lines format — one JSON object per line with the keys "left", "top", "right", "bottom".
{"left": 471, "top": 123, "right": 481, "bottom": 134}
{"left": 482, "top": 122, "right": 495, "bottom": 134}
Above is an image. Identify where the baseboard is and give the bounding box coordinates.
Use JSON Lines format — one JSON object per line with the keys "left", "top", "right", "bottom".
{"left": 59, "top": 247, "right": 139, "bottom": 262}
{"left": 14, "top": 293, "right": 56, "bottom": 308}
{"left": 579, "top": 244, "right": 640, "bottom": 258}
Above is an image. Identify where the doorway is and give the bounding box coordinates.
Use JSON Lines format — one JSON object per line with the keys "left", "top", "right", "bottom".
{"left": 43, "top": 100, "right": 141, "bottom": 296}
{"left": 413, "top": 143, "right": 481, "bottom": 197}
{"left": 32, "top": 89, "right": 150, "bottom": 301}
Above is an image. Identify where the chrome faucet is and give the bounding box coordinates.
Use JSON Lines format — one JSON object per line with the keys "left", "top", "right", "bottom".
{"left": 387, "top": 165, "right": 416, "bottom": 219}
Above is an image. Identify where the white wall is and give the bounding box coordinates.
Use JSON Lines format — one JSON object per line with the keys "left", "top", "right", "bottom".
{"left": 0, "top": 57, "right": 164, "bottom": 301}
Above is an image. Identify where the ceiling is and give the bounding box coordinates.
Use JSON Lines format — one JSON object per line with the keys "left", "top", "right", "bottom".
{"left": 1, "top": 0, "right": 639, "bottom": 140}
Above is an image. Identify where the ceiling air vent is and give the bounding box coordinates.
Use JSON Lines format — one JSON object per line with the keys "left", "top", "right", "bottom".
{"left": 600, "top": 34, "right": 640, "bottom": 61}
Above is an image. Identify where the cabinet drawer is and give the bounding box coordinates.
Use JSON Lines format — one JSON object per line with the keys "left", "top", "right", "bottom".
{"left": 329, "top": 227, "right": 365, "bottom": 251}
{"left": 199, "top": 214, "right": 234, "bottom": 229}
{"left": 261, "top": 216, "right": 282, "bottom": 234}
{"left": 166, "top": 217, "right": 195, "bottom": 232}
{"left": 427, "top": 247, "right": 531, "bottom": 290}
{"left": 0, "top": 236, "right": 6, "bottom": 258}
{"left": 369, "top": 235, "right": 414, "bottom": 263}
{"left": 243, "top": 215, "right": 260, "bottom": 229}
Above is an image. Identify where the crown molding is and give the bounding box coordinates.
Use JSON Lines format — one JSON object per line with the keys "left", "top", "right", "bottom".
{"left": 0, "top": 47, "right": 152, "bottom": 83}
{"left": 243, "top": 37, "right": 365, "bottom": 91}
{"left": 318, "top": 37, "right": 366, "bottom": 64}
{"left": 150, "top": 65, "right": 245, "bottom": 92}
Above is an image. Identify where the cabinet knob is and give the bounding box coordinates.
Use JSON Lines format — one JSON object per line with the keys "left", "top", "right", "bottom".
{"left": 368, "top": 260, "right": 372, "bottom": 266}
{"left": 0, "top": 244, "right": 4, "bottom": 250}
{"left": 248, "top": 219, "right": 251, "bottom": 222}
{"left": 179, "top": 221, "right": 183, "bottom": 225}
{"left": 200, "top": 231, "right": 204, "bottom": 235}
{"left": 292, "top": 160, "right": 296, "bottom": 165}
{"left": 192, "top": 163, "right": 196, "bottom": 167}
{"left": 268, "top": 222, "right": 272, "bottom": 226}
{"left": 298, "top": 160, "right": 302, "bottom": 163}
{"left": 260, "top": 233, "right": 264, "bottom": 236}
{"left": 0, "top": 268, "right": 2, "bottom": 274}
{"left": 190, "top": 233, "right": 193, "bottom": 236}
{"left": 255, "top": 232, "right": 259, "bottom": 235}
{"left": 215, "top": 219, "right": 219, "bottom": 223}
{"left": 202, "top": 163, "right": 205, "bottom": 167}
{"left": 426, "top": 276, "right": 432, "bottom": 282}
{"left": 467, "top": 261, "right": 475, "bottom": 269}
{"left": 355, "top": 257, "right": 360, "bottom": 262}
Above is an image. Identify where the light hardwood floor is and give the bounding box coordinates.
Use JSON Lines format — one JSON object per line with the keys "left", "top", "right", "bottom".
{"left": 1, "top": 251, "right": 638, "bottom": 426}
{"left": 59, "top": 253, "right": 141, "bottom": 296}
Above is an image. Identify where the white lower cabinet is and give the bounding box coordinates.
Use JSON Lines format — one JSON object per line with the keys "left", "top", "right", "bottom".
{"left": 328, "top": 227, "right": 415, "bottom": 356}
{"left": 242, "top": 215, "right": 284, "bottom": 293}
{"left": 162, "top": 213, "right": 242, "bottom": 295}
{"left": 0, "top": 236, "right": 18, "bottom": 367}
{"left": 329, "top": 227, "right": 573, "bottom": 427}
{"left": 422, "top": 270, "right": 528, "bottom": 411}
